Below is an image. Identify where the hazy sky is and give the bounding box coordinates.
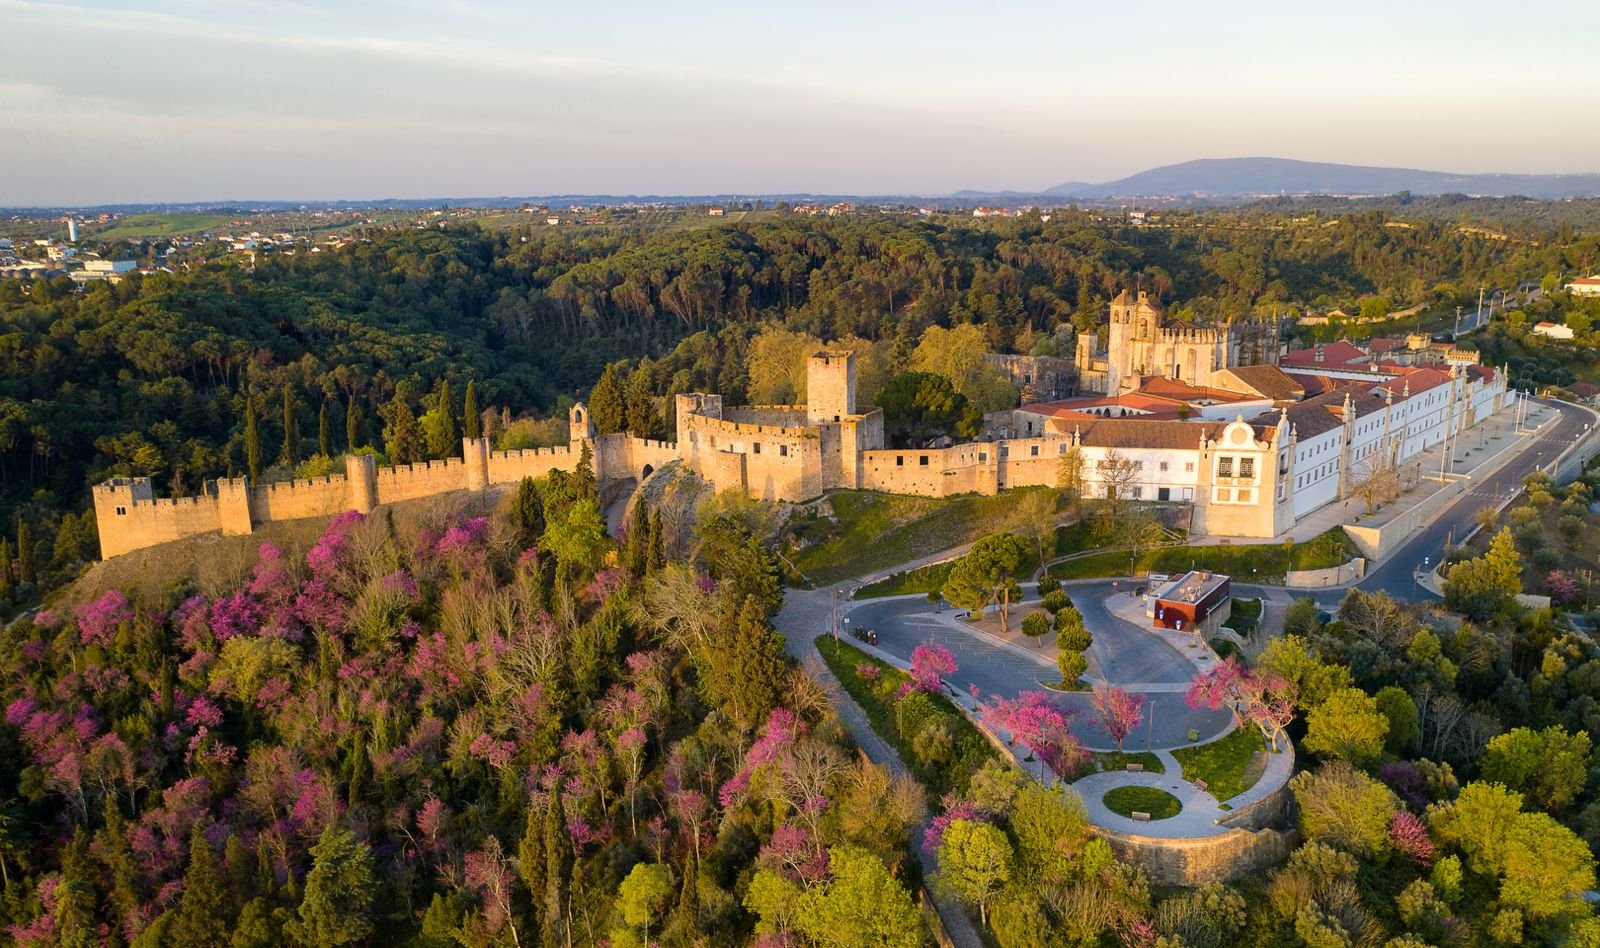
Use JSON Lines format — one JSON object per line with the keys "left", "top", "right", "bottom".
{"left": 2, "top": 0, "right": 1597, "bottom": 205}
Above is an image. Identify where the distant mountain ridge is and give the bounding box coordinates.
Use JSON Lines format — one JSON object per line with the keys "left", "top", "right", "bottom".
{"left": 1042, "top": 157, "right": 1600, "bottom": 199}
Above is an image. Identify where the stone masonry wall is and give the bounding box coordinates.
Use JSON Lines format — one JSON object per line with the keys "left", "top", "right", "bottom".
{"left": 1097, "top": 824, "right": 1300, "bottom": 887}
{"left": 248, "top": 475, "right": 351, "bottom": 523}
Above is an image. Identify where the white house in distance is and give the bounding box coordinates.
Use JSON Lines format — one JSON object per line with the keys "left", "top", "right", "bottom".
{"left": 1534, "top": 321, "right": 1576, "bottom": 340}
{"left": 1565, "top": 276, "right": 1600, "bottom": 297}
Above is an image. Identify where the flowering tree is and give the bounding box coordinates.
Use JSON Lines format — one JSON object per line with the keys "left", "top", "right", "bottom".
{"left": 1089, "top": 684, "right": 1146, "bottom": 753}
{"left": 1546, "top": 570, "right": 1579, "bottom": 605}
{"left": 982, "top": 691, "right": 1088, "bottom": 778}
{"left": 908, "top": 643, "right": 958, "bottom": 693}
{"left": 1185, "top": 657, "right": 1297, "bottom": 751}
{"left": 1388, "top": 811, "right": 1435, "bottom": 866}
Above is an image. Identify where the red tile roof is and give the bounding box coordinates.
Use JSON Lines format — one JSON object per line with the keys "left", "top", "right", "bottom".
{"left": 1377, "top": 367, "right": 1451, "bottom": 395}
{"left": 1281, "top": 341, "right": 1368, "bottom": 367}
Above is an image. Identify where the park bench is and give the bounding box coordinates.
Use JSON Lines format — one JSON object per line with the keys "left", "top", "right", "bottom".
{"left": 1131, "top": 812, "right": 1151, "bottom": 821}
{"left": 1194, "top": 778, "right": 1208, "bottom": 792}
{"left": 1126, "top": 763, "right": 1144, "bottom": 772}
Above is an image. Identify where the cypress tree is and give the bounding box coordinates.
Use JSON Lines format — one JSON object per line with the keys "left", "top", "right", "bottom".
{"left": 0, "top": 537, "right": 14, "bottom": 602}
{"left": 245, "top": 395, "right": 262, "bottom": 482}
{"left": 223, "top": 835, "right": 253, "bottom": 912}
{"left": 169, "top": 826, "right": 228, "bottom": 948}
{"left": 346, "top": 396, "right": 364, "bottom": 450}
{"left": 15, "top": 520, "right": 33, "bottom": 585}
{"left": 54, "top": 830, "right": 97, "bottom": 947}
{"left": 386, "top": 395, "right": 423, "bottom": 465}
{"left": 677, "top": 848, "right": 698, "bottom": 927}
{"left": 463, "top": 380, "right": 482, "bottom": 440}
{"left": 511, "top": 477, "right": 545, "bottom": 549}
{"left": 287, "top": 827, "right": 376, "bottom": 946}
{"left": 542, "top": 791, "right": 569, "bottom": 948}
{"left": 625, "top": 499, "right": 650, "bottom": 577}
{"left": 98, "top": 803, "right": 142, "bottom": 936}
{"left": 281, "top": 388, "right": 300, "bottom": 467}
{"left": 576, "top": 441, "right": 597, "bottom": 500}
{"left": 646, "top": 509, "right": 667, "bottom": 574}
{"left": 588, "top": 364, "right": 625, "bottom": 434}
{"left": 255, "top": 835, "right": 279, "bottom": 901}
{"left": 433, "top": 379, "right": 460, "bottom": 459}
{"left": 318, "top": 401, "right": 332, "bottom": 458}
{"left": 518, "top": 805, "right": 547, "bottom": 933}
{"left": 625, "top": 363, "right": 662, "bottom": 438}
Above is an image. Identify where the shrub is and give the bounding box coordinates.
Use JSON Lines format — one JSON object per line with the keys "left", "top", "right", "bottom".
{"left": 1057, "top": 650, "right": 1087, "bottom": 685}
{"left": 1036, "top": 576, "right": 1061, "bottom": 597}
{"left": 1041, "top": 590, "right": 1071, "bottom": 613}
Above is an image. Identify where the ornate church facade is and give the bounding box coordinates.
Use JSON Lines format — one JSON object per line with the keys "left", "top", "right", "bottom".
{"left": 1075, "top": 290, "right": 1280, "bottom": 394}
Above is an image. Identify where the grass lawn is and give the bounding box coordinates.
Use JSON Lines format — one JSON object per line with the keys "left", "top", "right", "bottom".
{"left": 1049, "top": 527, "right": 1357, "bottom": 584}
{"left": 856, "top": 560, "right": 956, "bottom": 599}
{"left": 1093, "top": 751, "right": 1164, "bottom": 774}
{"left": 95, "top": 213, "right": 239, "bottom": 239}
{"left": 1171, "top": 727, "right": 1267, "bottom": 803}
{"left": 1102, "top": 786, "right": 1182, "bottom": 820}
{"left": 815, "top": 637, "right": 998, "bottom": 798}
{"left": 790, "top": 488, "right": 1059, "bottom": 586}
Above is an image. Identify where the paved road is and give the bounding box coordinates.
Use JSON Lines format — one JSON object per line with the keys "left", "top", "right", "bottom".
{"left": 844, "top": 589, "right": 1231, "bottom": 750}
{"left": 1356, "top": 397, "right": 1592, "bottom": 602}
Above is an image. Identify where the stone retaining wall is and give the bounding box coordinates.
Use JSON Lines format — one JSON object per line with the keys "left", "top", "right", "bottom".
{"left": 1097, "top": 822, "right": 1300, "bottom": 886}
{"left": 1284, "top": 557, "right": 1365, "bottom": 587}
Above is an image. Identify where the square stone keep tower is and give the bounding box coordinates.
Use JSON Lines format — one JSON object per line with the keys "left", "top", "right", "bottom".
{"left": 807, "top": 350, "right": 855, "bottom": 424}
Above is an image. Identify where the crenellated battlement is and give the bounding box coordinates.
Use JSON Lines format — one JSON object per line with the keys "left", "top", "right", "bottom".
{"left": 252, "top": 474, "right": 348, "bottom": 496}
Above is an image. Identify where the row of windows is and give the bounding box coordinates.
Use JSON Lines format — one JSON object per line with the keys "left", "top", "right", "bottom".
{"left": 1217, "top": 456, "right": 1255, "bottom": 478}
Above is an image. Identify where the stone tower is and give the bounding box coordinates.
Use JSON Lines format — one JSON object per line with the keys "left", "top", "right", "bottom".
{"left": 569, "top": 402, "right": 594, "bottom": 443}
{"left": 806, "top": 350, "right": 856, "bottom": 424}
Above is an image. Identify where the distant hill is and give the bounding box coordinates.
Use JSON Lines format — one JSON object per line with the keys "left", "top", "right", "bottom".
{"left": 1043, "top": 157, "right": 1600, "bottom": 199}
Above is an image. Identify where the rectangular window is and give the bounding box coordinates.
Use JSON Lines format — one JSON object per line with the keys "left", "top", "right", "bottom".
{"left": 1030, "top": 445, "right": 1039, "bottom": 457}
{"left": 1185, "top": 462, "right": 1195, "bottom": 473}
{"left": 1216, "top": 488, "right": 1232, "bottom": 502}
{"left": 920, "top": 456, "right": 929, "bottom": 466}
{"left": 1159, "top": 461, "right": 1169, "bottom": 471}
{"left": 1218, "top": 457, "right": 1234, "bottom": 477}
{"left": 1158, "top": 487, "right": 1171, "bottom": 501}
{"left": 1133, "top": 487, "right": 1143, "bottom": 499}
{"left": 752, "top": 442, "right": 761, "bottom": 454}
{"left": 895, "top": 455, "right": 903, "bottom": 466}
{"left": 1238, "top": 489, "right": 1252, "bottom": 503}
{"left": 116, "top": 506, "right": 127, "bottom": 516}
{"left": 1183, "top": 487, "right": 1194, "bottom": 501}
{"left": 779, "top": 444, "right": 789, "bottom": 457}
{"left": 979, "top": 452, "right": 988, "bottom": 463}
{"left": 1240, "top": 457, "right": 1255, "bottom": 478}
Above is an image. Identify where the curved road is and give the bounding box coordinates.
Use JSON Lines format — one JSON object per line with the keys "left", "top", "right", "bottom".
{"left": 843, "top": 588, "right": 1231, "bottom": 750}
{"left": 1352, "top": 397, "right": 1593, "bottom": 601}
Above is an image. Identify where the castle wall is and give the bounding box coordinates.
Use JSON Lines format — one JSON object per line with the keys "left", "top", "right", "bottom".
{"left": 94, "top": 483, "right": 224, "bottom": 558}
{"left": 860, "top": 444, "right": 998, "bottom": 496}
{"left": 375, "top": 458, "right": 470, "bottom": 505}
{"left": 724, "top": 405, "right": 810, "bottom": 428}
{"left": 997, "top": 435, "right": 1069, "bottom": 489}
{"left": 248, "top": 475, "right": 351, "bottom": 523}
{"left": 485, "top": 445, "right": 575, "bottom": 486}
{"left": 677, "top": 407, "right": 821, "bottom": 501}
